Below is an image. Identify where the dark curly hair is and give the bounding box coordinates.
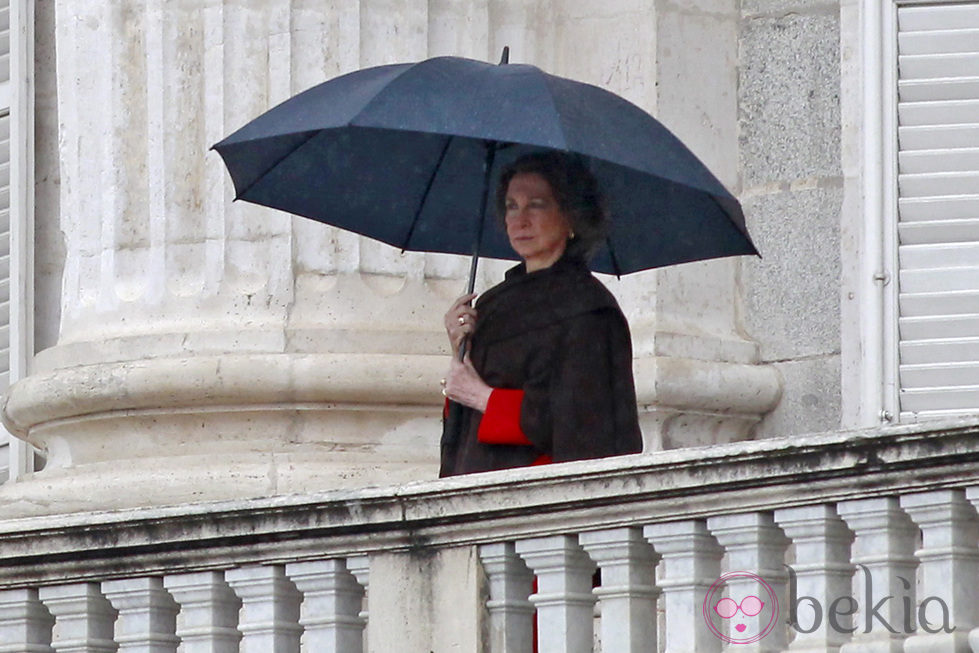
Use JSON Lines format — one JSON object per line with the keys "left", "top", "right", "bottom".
{"left": 495, "top": 151, "right": 607, "bottom": 263}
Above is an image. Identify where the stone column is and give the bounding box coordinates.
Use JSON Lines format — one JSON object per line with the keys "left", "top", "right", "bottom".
{"left": 1, "top": 0, "right": 472, "bottom": 514}
{"left": 3, "top": 0, "right": 778, "bottom": 515}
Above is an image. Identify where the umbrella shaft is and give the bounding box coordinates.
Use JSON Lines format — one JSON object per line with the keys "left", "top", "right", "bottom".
{"left": 459, "top": 140, "right": 497, "bottom": 361}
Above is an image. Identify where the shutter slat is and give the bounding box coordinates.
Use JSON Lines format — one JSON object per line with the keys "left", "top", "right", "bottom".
{"left": 901, "top": 361, "right": 979, "bottom": 387}
{"left": 899, "top": 386, "right": 979, "bottom": 412}
{"left": 899, "top": 147, "right": 979, "bottom": 174}
{"left": 899, "top": 124, "right": 979, "bottom": 149}
{"left": 900, "top": 267, "right": 979, "bottom": 293}
{"left": 901, "top": 290, "right": 979, "bottom": 316}
{"left": 901, "top": 337, "right": 979, "bottom": 364}
{"left": 900, "top": 77, "right": 979, "bottom": 102}
{"left": 899, "top": 4, "right": 979, "bottom": 30}
{"left": 898, "top": 218, "right": 979, "bottom": 245}
{"left": 899, "top": 195, "right": 979, "bottom": 221}
{"left": 898, "top": 171, "right": 979, "bottom": 197}
{"left": 900, "top": 28, "right": 979, "bottom": 55}
{"left": 900, "top": 314, "right": 979, "bottom": 340}
{"left": 898, "top": 99, "right": 979, "bottom": 126}
{"left": 899, "top": 242, "right": 979, "bottom": 268}
{"left": 898, "top": 53, "right": 979, "bottom": 80}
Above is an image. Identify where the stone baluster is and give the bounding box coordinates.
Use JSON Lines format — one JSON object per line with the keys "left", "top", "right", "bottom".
{"left": 578, "top": 528, "right": 659, "bottom": 653}
{"left": 774, "top": 505, "right": 854, "bottom": 653}
{"left": 285, "top": 558, "right": 366, "bottom": 652}
{"left": 225, "top": 566, "right": 302, "bottom": 653}
{"left": 0, "top": 588, "right": 55, "bottom": 652}
{"left": 837, "top": 497, "right": 918, "bottom": 653}
{"left": 706, "top": 513, "right": 789, "bottom": 652}
{"left": 101, "top": 578, "right": 179, "bottom": 653}
{"left": 162, "top": 571, "right": 241, "bottom": 653}
{"left": 479, "top": 542, "right": 535, "bottom": 653}
{"left": 900, "top": 490, "right": 979, "bottom": 652}
{"left": 345, "top": 554, "right": 370, "bottom": 652}
{"left": 643, "top": 520, "right": 723, "bottom": 653}
{"left": 514, "top": 535, "right": 596, "bottom": 653}
{"left": 38, "top": 583, "right": 118, "bottom": 653}
{"left": 964, "top": 487, "right": 979, "bottom": 653}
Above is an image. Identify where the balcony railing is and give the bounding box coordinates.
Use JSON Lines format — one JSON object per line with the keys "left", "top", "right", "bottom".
{"left": 2, "top": 419, "right": 979, "bottom": 652}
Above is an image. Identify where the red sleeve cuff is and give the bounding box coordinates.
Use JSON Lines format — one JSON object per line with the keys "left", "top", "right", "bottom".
{"left": 477, "top": 389, "right": 532, "bottom": 446}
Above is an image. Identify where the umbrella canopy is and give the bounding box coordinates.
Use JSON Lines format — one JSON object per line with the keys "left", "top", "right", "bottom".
{"left": 213, "top": 54, "right": 757, "bottom": 277}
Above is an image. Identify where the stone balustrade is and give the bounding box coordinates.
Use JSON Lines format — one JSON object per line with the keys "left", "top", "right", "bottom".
{"left": 2, "top": 419, "right": 979, "bottom": 652}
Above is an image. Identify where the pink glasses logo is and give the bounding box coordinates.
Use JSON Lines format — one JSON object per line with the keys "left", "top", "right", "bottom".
{"left": 703, "top": 572, "right": 779, "bottom": 644}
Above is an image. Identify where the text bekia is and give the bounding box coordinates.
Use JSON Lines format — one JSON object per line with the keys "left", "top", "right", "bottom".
{"left": 787, "top": 564, "right": 953, "bottom": 635}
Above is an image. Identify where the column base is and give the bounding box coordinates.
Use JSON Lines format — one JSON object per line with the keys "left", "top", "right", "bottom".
{"left": 1, "top": 352, "right": 445, "bottom": 516}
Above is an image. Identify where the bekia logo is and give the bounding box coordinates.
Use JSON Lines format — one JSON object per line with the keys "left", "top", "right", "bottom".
{"left": 703, "top": 565, "right": 955, "bottom": 644}
{"left": 702, "top": 571, "right": 780, "bottom": 644}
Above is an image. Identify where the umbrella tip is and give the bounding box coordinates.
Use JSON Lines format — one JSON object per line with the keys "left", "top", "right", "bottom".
{"left": 499, "top": 46, "right": 509, "bottom": 65}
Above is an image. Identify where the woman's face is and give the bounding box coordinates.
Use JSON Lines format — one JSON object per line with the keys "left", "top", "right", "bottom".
{"left": 504, "top": 172, "right": 572, "bottom": 273}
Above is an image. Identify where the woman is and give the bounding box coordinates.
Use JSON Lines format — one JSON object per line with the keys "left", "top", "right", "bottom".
{"left": 439, "top": 151, "right": 642, "bottom": 477}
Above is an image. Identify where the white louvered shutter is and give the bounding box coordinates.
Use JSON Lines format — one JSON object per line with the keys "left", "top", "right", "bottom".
{"left": 896, "top": 2, "right": 979, "bottom": 421}
{"left": 0, "top": 0, "right": 10, "bottom": 483}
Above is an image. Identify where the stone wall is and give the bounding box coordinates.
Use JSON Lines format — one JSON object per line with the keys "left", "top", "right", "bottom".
{"left": 739, "top": 0, "right": 844, "bottom": 437}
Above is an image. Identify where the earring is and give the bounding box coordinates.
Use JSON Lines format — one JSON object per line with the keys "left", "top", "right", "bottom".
{"left": 569, "top": 230, "right": 576, "bottom": 239}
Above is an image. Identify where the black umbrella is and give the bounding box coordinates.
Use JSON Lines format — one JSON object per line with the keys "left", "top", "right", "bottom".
{"left": 212, "top": 51, "right": 758, "bottom": 290}
{"left": 213, "top": 51, "right": 759, "bottom": 459}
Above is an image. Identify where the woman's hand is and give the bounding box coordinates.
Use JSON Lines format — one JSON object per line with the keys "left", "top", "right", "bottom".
{"left": 443, "top": 355, "right": 493, "bottom": 412}
{"left": 444, "top": 292, "right": 478, "bottom": 355}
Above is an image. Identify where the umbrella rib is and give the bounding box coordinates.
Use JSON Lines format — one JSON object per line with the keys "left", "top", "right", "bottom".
{"left": 227, "top": 131, "right": 321, "bottom": 201}
{"left": 400, "top": 134, "right": 455, "bottom": 251}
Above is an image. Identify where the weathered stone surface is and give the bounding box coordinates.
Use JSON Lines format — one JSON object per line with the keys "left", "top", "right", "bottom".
{"left": 739, "top": 5, "right": 842, "bottom": 187}
{"left": 756, "top": 354, "right": 842, "bottom": 438}
{"left": 742, "top": 185, "right": 843, "bottom": 363}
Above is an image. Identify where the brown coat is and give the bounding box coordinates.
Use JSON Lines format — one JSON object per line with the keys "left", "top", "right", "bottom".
{"left": 440, "top": 257, "right": 643, "bottom": 476}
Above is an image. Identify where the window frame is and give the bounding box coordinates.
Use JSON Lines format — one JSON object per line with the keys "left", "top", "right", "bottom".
{"left": 846, "top": 0, "right": 979, "bottom": 429}
{"left": 3, "top": 0, "right": 34, "bottom": 482}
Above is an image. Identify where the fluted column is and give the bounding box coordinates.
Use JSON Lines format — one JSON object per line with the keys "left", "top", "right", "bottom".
{"left": 2, "top": 0, "right": 483, "bottom": 514}
{"left": 479, "top": 542, "right": 535, "bottom": 653}
{"left": 3, "top": 0, "right": 778, "bottom": 517}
